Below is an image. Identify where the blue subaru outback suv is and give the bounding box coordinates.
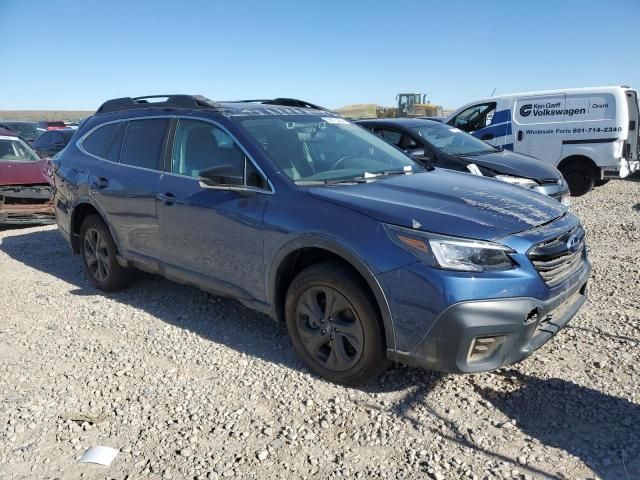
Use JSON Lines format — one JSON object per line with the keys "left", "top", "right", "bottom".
{"left": 52, "top": 95, "right": 591, "bottom": 385}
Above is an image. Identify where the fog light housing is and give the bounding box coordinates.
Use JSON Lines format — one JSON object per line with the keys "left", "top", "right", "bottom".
{"left": 467, "top": 336, "right": 506, "bottom": 363}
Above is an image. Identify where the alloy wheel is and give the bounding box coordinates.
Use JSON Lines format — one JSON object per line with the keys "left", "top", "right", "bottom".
{"left": 83, "top": 227, "right": 110, "bottom": 282}
{"left": 294, "top": 286, "right": 364, "bottom": 372}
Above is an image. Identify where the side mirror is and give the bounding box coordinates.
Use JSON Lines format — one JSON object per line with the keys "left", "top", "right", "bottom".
{"left": 409, "top": 148, "right": 434, "bottom": 161}
{"left": 198, "top": 164, "right": 243, "bottom": 188}
{"left": 408, "top": 148, "right": 435, "bottom": 169}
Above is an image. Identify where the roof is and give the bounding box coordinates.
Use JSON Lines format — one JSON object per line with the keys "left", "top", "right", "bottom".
{"left": 477, "top": 85, "right": 633, "bottom": 102}
{"left": 355, "top": 117, "right": 439, "bottom": 128}
{"left": 0, "top": 128, "right": 19, "bottom": 137}
{"left": 95, "top": 95, "right": 334, "bottom": 117}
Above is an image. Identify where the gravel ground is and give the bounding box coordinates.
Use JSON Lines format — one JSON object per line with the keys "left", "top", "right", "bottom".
{"left": 1, "top": 178, "right": 639, "bottom": 480}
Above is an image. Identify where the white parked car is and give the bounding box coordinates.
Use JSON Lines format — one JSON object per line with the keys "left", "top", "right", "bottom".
{"left": 444, "top": 86, "right": 639, "bottom": 195}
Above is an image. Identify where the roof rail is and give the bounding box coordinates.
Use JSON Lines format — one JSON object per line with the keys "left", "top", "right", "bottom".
{"left": 96, "top": 95, "right": 221, "bottom": 114}
{"left": 226, "top": 98, "right": 331, "bottom": 112}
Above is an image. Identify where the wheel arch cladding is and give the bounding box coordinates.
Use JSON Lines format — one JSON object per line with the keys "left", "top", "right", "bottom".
{"left": 70, "top": 203, "right": 101, "bottom": 253}
{"left": 269, "top": 240, "right": 396, "bottom": 351}
{"left": 70, "top": 201, "right": 122, "bottom": 256}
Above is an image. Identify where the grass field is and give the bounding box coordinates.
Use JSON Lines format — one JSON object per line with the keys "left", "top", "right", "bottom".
{"left": 0, "top": 110, "right": 94, "bottom": 122}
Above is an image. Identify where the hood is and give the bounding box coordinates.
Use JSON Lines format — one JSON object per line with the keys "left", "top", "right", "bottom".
{"left": 308, "top": 169, "right": 566, "bottom": 241}
{"left": 459, "top": 150, "right": 562, "bottom": 181}
{"left": 0, "top": 159, "right": 51, "bottom": 186}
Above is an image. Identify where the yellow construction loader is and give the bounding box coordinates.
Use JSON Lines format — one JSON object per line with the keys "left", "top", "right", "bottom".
{"left": 376, "top": 93, "right": 443, "bottom": 118}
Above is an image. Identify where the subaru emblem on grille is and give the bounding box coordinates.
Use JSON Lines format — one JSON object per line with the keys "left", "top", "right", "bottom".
{"left": 566, "top": 234, "right": 580, "bottom": 252}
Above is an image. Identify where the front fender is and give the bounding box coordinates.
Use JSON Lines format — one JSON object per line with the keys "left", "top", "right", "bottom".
{"left": 266, "top": 234, "right": 397, "bottom": 350}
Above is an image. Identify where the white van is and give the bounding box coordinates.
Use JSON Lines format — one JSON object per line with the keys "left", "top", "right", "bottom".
{"left": 444, "top": 86, "right": 639, "bottom": 195}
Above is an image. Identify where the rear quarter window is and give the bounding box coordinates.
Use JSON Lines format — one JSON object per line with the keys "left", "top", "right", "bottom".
{"left": 82, "top": 122, "right": 125, "bottom": 162}
{"left": 119, "top": 119, "right": 169, "bottom": 170}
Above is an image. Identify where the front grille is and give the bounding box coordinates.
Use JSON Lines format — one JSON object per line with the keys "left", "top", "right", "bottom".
{"left": 528, "top": 225, "right": 586, "bottom": 287}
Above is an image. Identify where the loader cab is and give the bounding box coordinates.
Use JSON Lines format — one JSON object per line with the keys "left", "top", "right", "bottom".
{"left": 397, "top": 93, "right": 426, "bottom": 116}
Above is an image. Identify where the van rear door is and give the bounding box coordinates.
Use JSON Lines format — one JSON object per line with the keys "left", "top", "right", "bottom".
{"left": 626, "top": 89, "right": 639, "bottom": 162}
{"left": 512, "top": 94, "right": 566, "bottom": 164}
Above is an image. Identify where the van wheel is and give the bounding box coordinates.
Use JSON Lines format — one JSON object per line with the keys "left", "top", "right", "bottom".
{"left": 560, "top": 163, "right": 596, "bottom": 196}
{"left": 285, "top": 261, "right": 390, "bottom": 386}
{"left": 79, "top": 215, "right": 135, "bottom": 292}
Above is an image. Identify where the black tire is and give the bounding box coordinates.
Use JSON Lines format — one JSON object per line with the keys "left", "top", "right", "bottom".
{"left": 79, "top": 214, "right": 135, "bottom": 292}
{"left": 285, "top": 261, "right": 390, "bottom": 386}
{"left": 595, "top": 178, "right": 610, "bottom": 187}
{"left": 559, "top": 162, "right": 596, "bottom": 197}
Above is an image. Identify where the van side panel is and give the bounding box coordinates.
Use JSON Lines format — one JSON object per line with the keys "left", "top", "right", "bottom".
{"left": 512, "top": 94, "right": 566, "bottom": 163}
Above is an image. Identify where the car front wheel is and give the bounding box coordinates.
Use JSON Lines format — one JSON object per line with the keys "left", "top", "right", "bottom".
{"left": 285, "top": 261, "right": 390, "bottom": 385}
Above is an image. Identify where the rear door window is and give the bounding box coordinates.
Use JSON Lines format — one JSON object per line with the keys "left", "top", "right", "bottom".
{"left": 120, "top": 119, "right": 169, "bottom": 170}
{"left": 82, "top": 122, "right": 125, "bottom": 162}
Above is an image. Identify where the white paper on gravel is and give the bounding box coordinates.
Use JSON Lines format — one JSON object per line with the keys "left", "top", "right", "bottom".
{"left": 78, "top": 446, "right": 119, "bottom": 466}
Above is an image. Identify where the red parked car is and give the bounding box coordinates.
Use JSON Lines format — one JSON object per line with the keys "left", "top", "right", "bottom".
{"left": 0, "top": 128, "right": 54, "bottom": 225}
{"left": 37, "top": 120, "right": 67, "bottom": 131}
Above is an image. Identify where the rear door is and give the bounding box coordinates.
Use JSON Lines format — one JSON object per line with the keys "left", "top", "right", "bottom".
{"left": 83, "top": 118, "right": 169, "bottom": 260}
{"left": 626, "top": 89, "right": 639, "bottom": 162}
{"left": 512, "top": 94, "right": 566, "bottom": 163}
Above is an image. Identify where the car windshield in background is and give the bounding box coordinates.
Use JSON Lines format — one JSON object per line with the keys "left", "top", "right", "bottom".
{"left": 240, "top": 116, "right": 423, "bottom": 183}
{"left": 3, "top": 123, "right": 39, "bottom": 140}
{"left": 0, "top": 136, "right": 40, "bottom": 162}
{"left": 411, "top": 122, "right": 497, "bottom": 156}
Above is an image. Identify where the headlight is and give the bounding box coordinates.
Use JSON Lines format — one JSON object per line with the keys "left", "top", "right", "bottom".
{"left": 494, "top": 174, "right": 539, "bottom": 189}
{"left": 384, "top": 224, "right": 516, "bottom": 272}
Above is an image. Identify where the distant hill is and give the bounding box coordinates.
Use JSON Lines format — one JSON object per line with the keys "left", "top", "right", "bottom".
{"left": 0, "top": 110, "right": 94, "bottom": 122}
{"left": 334, "top": 104, "right": 453, "bottom": 119}
{"left": 334, "top": 104, "right": 379, "bottom": 119}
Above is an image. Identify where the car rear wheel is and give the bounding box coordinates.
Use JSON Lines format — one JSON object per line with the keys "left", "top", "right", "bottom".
{"left": 79, "top": 215, "right": 135, "bottom": 292}
{"left": 285, "top": 261, "right": 390, "bottom": 385}
{"left": 560, "top": 162, "right": 596, "bottom": 197}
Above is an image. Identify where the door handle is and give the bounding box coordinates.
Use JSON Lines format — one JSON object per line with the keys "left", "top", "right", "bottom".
{"left": 517, "top": 130, "right": 524, "bottom": 141}
{"left": 157, "top": 192, "right": 177, "bottom": 205}
{"left": 93, "top": 176, "right": 109, "bottom": 189}
{"left": 481, "top": 133, "right": 495, "bottom": 140}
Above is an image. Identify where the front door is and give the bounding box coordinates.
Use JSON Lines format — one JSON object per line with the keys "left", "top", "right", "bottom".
{"left": 155, "top": 118, "right": 269, "bottom": 301}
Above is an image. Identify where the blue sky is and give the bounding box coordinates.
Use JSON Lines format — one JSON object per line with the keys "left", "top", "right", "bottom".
{"left": 1, "top": 0, "right": 639, "bottom": 110}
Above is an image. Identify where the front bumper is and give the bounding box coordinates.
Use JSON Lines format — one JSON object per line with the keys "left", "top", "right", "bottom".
{"left": 0, "top": 186, "right": 55, "bottom": 225}
{"left": 387, "top": 270, "right": 589, "bottom": 372}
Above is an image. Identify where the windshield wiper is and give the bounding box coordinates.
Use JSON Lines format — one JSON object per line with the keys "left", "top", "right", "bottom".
{"left": 296, "top": 168, "right": 414, "bottom": 186}
{"left": 460, "top": 149, "right": 495, "bottom": 156}
{"left": 296, "top": 178, "right": 367, "bottom": 186}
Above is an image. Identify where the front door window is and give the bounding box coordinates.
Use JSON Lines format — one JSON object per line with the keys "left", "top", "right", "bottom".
{"left": 451, "top": 102, "right": 497, "bottom": 133}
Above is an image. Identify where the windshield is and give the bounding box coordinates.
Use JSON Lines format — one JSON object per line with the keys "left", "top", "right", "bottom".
{"left": 240, "top": 116, "right": 422, "bottom": 183}
{"left": 411, "top": 122, "right": 497, "bottom": 155}
{"left": 0, "top": 135, "right": 40, "bottom": 162}
{"left": 4, "top": 123, "right": 39, "bottom": 140}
